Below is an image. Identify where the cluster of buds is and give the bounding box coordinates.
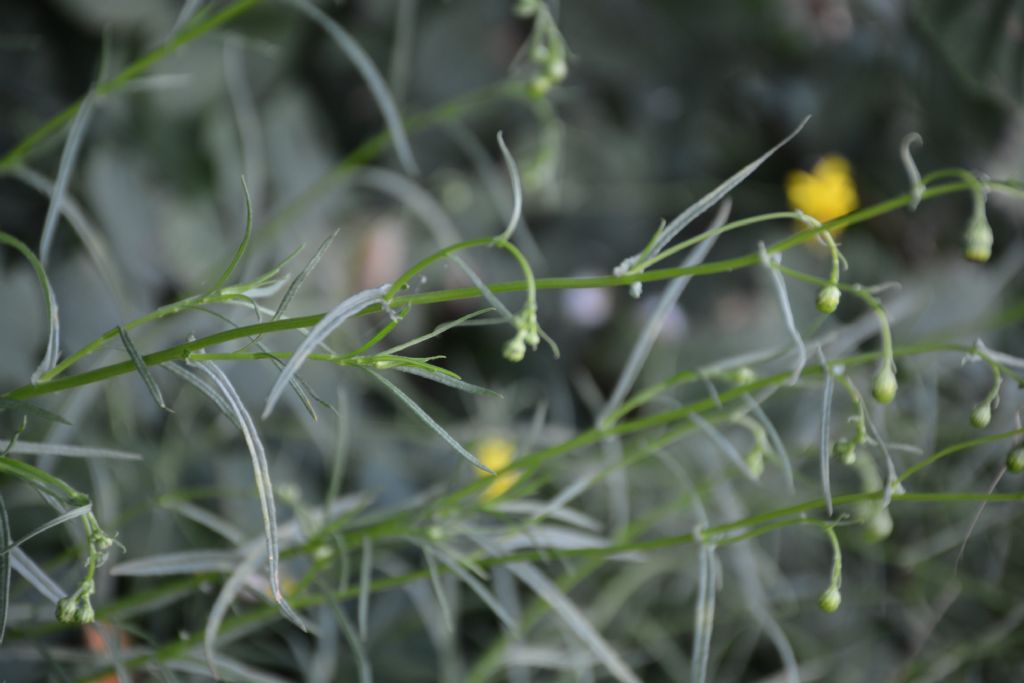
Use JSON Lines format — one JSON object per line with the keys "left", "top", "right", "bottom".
{"left": 514, "top": 0, "right": 569, "bottom": 97}
{"left": 503, "top": 303, "right": 541, "bottom": 362}
{"left": 56, "top": 579, "right": 96, "bottom": 625}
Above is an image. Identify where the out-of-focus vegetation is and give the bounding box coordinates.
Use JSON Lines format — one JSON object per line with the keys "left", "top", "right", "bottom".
{"left": 2, "top": 1, "right": 1024, "bottom": 681}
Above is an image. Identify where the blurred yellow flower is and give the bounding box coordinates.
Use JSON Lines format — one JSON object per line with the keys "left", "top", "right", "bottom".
{"left": 785, "top": 154, "right": 859, "bottom": 232}
{"left": 475, "top": 437, "right": 519, "bottom": 501}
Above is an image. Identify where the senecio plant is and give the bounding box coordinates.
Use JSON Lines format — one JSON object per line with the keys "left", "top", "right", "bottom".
{"left": 2, "top": 2, "right": 1024, "bottom": 682}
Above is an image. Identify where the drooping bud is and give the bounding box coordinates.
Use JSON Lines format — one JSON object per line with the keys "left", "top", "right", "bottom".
{"left": 872, "top": 367, "right": 898, "bottom": 404}
{"left": 969, "top": 402, "right": 992, "bottom": 429}
{"left": 963, "top": 209, "right": 993, "bottom": 263}
{"left": 818, "top": 586, "right": 842, "bottom": 613}
{"left": 1006, "top": 445, "right": 1024, "bottom": 473}
{"left": 816, "top": 285, "right": 841, "bottom": 314}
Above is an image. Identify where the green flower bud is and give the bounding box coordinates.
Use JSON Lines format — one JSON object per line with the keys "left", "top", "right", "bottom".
{"left": 76, "top": 601, "right": 95, "bottom": 625}
{"left": 514, "top": 0, "right": 540, "bottom": 17}
{"left": 547, "top": 57, "right": 568, "bottom": 82}
{"left": 970, "top": 402, "right": 992, "bottom": 429}
{"left": 529, "top": 43, "right": 550, "bottom": 64}
{"left": 745, "top": 447, "right": 765, "bottom": 480}
{"left": 56, "top": 597, "right": 78, "bottom": 624}
{"left": 865, "top": 509, "right": 894, "bottom": 542}
{"left": 963, "top": 213, "right": 993, "bottom": 263}
{"left": 1006, "top": 445, "right": 1024, "bottom": 473}
{"left": 734, "top": 367, "right": 757, "bottom": 386}
{"left": 503, "top": 336, "right": 527, "bottom": 363}
{"left": 312, "top": 545, "right": 334, "bottom": 563}
{"left": 818, "top": 586, "right": 841, "bottom": 613}
{"left": 872, "top": 367, "right": 898, "bottom": 404}
{"left": 816, "top": 285, "right": 841, "bottom": 314}
{"left": 833, "top": 439, "right": 856, "bottom": 465}
{"left": 527, "top": 74, "right": 553, "bottom": 98}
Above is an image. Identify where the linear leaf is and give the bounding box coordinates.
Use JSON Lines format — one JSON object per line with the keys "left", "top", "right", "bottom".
{"left": 118, "top": 326, "right": 172, "bottom": 412}
{"left": 8, "top": 441, "right": 141, "bottom": 462}
{"left": 164, "top": 362, "right": 242, "bottom": 429}
{"left": 282, "top": 0, "right": 419, "bottom": 175}
{"left": 422, "top": 543, "right": 518, "bottom": 633}
{"left": 204, "top": 544, "right": 267, "bottom": 678}
{"left": 112, "top": 550, "right": 240, "bottom": 577}
{"left": 273, "top": 228, "right": 340, "bottom": 321}
{"left": 0, "top": 496, "right": 10, "bottom": 643}
{"left": 496, "top": 131, "right": 522, "bottom": 241}
{"left": 0, "top": 231, "right": 61, "bottom": 384}
{"left": 210, "top": 176, "right": 253, "bottom": 293}
{"left": 507, "top": 562, "right": 642, "bottom": 683}
{"left": 819, "top": 350, "right": 835, "bottom": 516}
{"left": 1, "top": 503, "right": 92, "bottom": 557}
{"left": 391, "top": 365, "right": 501, "bottom": 397}
{"left": 188, "top": 359, "right": 306, "bottom": 633}
{"left": 358, "top": 536, "right": 373, "bottom": 641}
{"left": 0, "top": 398, "right": 68, "bottom": 424}
{"left": 10, "top": 547, "right": 65, "bottom": 603}
{"left": 644, "top": 116, "right": 808, "bottom": 261}
{"left": 39, "top": 89, "right": 96, "bottom": 266}
{"left": 263, "top": 285, "right": 389, "bottom": 418}
{"left": 366, "top": 369, "right": 493, "bottom": 473}
{"left": 759, "top": 243, "right": 806, "bottom": 384}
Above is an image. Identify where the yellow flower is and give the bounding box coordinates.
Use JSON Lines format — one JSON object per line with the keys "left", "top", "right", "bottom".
{"left": 475, "top": 437, "right": 519, "bottom": 501}
{"left": 785, "top": 154, "right": 860, "bottom": 233}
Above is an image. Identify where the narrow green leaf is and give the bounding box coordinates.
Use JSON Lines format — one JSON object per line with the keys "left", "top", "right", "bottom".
{"left": 8, "top": 440, "right": 141, "bottom": 461}
{"left": 273, "top": 228, "right": 340, "bottom": 321}
{"left": 380, "top": 307, "right": 496, "bottom": 356}
{"left": 391, "top": 365, "right": 501, "bottom": 397}
{"left": 118, "top": 326, "right": 173, "bottom": 412}
{"left": 507, "top": 561, "right": 642, "bottom": 683}
{"left": 187, "top": 359, "right": 306, "bottom": 634}
{"left": 210, "top": 176, "right": 253, "bottom": 292}
{"left": 0, "top": 503, "right": 92, "bottom": 557}
{"left": 263, "top": 285, "right": 389, "bottom": 418}
{"left": 496, "top": 131, "right": 523, "bottom": 241}
{"left": 281, "top": 0, "right": 419, "bottom": 175}
{"left": 0, "top": 398, "right": 69, "bottom": 424}
{"left": 0, "top": 231, "right": 61, "bottom": 384}
{"left": 39, "top": 89, "right": 96, "bottom": 266}
{"left": 10, "top": 547, "right": 65, "bottom": 603}
{"left": 358, "top": 536, "right": 373, "bottom": 641}
{"left": 819, "top": 349, "right": 835, "bottom": 517}
{"left": 366, "top": 369, "right": 494, "bottom": 474}
{"left": 0, "top": 496, "right": 10, "bottom": 643}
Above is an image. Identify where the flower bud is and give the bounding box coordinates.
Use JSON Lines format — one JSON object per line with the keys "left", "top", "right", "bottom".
{"left": 872, "top": 367, "right": 898, "bottom": 404}
{"left": 970, "top": 402, "right": 992, "bottom": 429}
{"left": 56, "top": 597, "right": 78, "bottom": 624}
{"left": 865, "top": 509, "right": 893, "bottom": 542}
{"left": 816, "top": 285, "right": 841, "bottom": 314}
{"left": 818, "top": 586, "right": 841, "bottom": 613}
{"left": 745, "top": 447, "right": 765, "bottom": 480}
{"left": 503, "top": 336, "right": 526, "bottom": 362}
{"left": 1006, "top": 445, "right": 1024, "bottom": 473}
{"left": 734, "top": 367, "right": 757, "bottom": 386}
{"left": 527, "top": 74, "right": 552, "bottom": 98}
{"left": 963, "top": 213, "right": 993, "bottom": 263}
{"left": 547, "top": 57, "right": 568, "bottom": 82}
{"left": 833, "top": 439, "right": 856, "bottom": 465}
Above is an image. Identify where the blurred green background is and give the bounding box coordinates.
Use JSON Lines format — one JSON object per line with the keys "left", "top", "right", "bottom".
{"left": 2, "top": 1, "right": 1024, "bottom": 681}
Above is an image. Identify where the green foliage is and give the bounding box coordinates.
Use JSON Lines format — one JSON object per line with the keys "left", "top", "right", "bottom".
{"left": 2, "top": 2, "right": 1024, "bottom": 682}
